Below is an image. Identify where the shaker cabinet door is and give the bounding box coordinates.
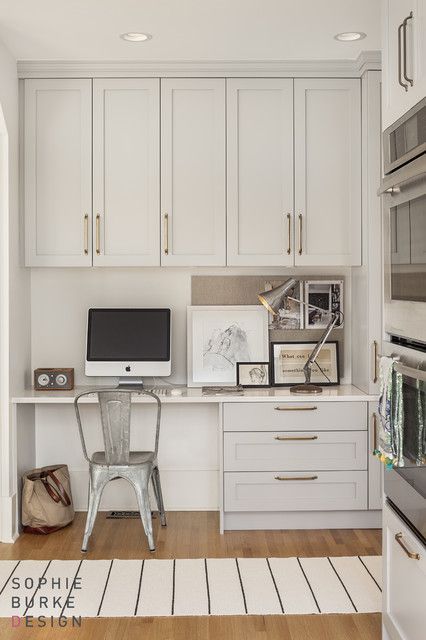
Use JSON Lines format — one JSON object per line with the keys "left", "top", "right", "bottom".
{"left": 24, "top": 79, "right": 92, "bottom": 266}
{"left": 382, "top": 0, "right": 426, "bottom": 130}
{"left": 160, "top": 78, "right": 226, "bottom": 266}
{"left": 294, "top": 79, "right": 361, "bottom": 267}
{"left": 226, "top": 79, "right": 294, "bottom": 266}
{"left": 383, "top": 502, "right": 426, "bottom": 640}
{"left": 92, "top": 79, "right": 160, "bottom": 266}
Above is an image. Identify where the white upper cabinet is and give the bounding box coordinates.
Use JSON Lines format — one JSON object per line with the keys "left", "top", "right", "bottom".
{"left": 294, "top": 79, "right": 361, "bottom": 267}
{"left": 382, "top": 0, "right": 426, "bottom": 130}
{"left": 92, "top": 79, "right": 160, "bottom": 266}
{"left": 24, "top": 79, "right": 92, "bottom": 266}
{"left": 160, "top": 79, "right": 226, "bottom": 266}
{"left": 227, "top": 79, "right": 294, "bottom": 266}
{"left": 24, "top": 75, "right": 363, "bottom": 269}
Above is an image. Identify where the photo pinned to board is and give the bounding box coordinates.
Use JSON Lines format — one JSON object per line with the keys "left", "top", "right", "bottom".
{"left": 304, "top": 280, "right": 344, "bottom": 329}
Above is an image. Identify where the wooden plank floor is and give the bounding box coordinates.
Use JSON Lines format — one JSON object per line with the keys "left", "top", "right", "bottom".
{"left": 0, "top": 511, "right": 382, "bottom": 640}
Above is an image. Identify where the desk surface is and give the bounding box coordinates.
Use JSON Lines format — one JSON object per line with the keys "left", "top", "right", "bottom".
{"left": 12, "top": 385, "right": 377, "bottom": 404}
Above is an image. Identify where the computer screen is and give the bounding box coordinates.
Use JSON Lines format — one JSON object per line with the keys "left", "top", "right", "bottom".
{"left": 85, "top": 308, "right": 171, "bottom": 378}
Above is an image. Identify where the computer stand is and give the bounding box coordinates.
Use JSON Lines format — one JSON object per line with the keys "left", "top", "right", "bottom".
{"left": 117, "top": 377, "right": 145, "bottom": 389}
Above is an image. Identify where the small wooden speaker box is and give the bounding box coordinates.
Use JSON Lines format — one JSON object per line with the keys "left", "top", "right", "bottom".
{"left": 34, "top": 368, "right": 74, "bottom": 391}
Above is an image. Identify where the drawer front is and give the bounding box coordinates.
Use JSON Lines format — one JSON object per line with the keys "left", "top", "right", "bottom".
{"left": 223, "top": 402, "right": 367, "bottom": 432}
{"left": 224, "top": 470, "right": 367, "bottom": 512}
{"left": 224, "top": 431, "right": 367, "bottom": 472}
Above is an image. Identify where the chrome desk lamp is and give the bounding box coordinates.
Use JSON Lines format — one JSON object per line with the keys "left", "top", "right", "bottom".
{"left": 258, "top": 278, "right": 343, "bottom": 394}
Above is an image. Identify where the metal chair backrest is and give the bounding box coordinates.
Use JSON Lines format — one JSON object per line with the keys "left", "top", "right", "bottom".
{"left": 74, "top": 388, "right": 161, "bottom": 465}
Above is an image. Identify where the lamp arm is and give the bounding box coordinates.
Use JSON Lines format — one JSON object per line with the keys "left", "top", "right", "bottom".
{"left": 303, "top": 311, "right": 343, "bottom": 383}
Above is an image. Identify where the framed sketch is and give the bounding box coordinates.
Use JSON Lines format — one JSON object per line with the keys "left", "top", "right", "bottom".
{"left": 264, "top": 279, "right": 304, "bottom": 330}
{"left": 270, "top": 341, "right": 340, "bottom": 386}
{"left": 187, "top": 306, "right": 269, "bottom": 387}
{"left": 304, "top": 280, "right": 344, "bottom": 329}
{"left": 236, "top": 362, "right": 270, "bottom": 388}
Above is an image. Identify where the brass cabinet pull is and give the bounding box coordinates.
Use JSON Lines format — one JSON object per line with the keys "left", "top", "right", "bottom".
{"left": 274, "top": 435, "right": 318, "bottom": 441}
{"left": 372, "top": 413, "right": 378, "bottom": 451}
{"left": 83, "top": 214, "right": 89, "bottom": 255}
{"left": 95, "top": 214, "right": 101, "bottom": 255}
{"left": 286, "top": 213, "right": 291, "bottom": 255}
{"left": 275, "top": 475, "right": 318, "bottom": 481}
{"left": 402, "top": 12, "right": 414, "bottom": 87}
{"left": 373, "top": 340, "right": 379, "bottom": 383}
{"left": 298, "top": 213, "right": 303, "bottom": 255}
{"left": 398, "top": 23, "right": 409, "bottom": 91}
{"left": 274, "top": 405, "right": 317, "bottom": 411}
{"left": 395, "top": 533, "right": 420, "bottom": 560}
{"left": 164, "top": 213, "right": 169, "bottom": 255}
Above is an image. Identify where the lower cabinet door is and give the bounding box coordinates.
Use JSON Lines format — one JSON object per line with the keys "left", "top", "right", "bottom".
{"left": 383, "top": 502, "right": 426, "bottom": 640}
{"left": 224, "top": 471, "right": 367, "bottom": 512}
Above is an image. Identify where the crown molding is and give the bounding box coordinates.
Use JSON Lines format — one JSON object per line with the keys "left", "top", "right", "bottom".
{"left": 17, "top": 50, "right": 381, "bottom": 79}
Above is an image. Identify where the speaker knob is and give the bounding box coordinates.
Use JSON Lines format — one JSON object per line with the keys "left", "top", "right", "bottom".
{"left": 55, "top": 373, "right": 68, "bottom": 386}
{"left": 37, "top": 373, "right": 50, "bottom": 387}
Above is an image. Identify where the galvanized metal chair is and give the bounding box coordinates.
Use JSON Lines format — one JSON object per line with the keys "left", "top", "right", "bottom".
{"left": 74, "top": 388, "right": 166, "bottom": 552}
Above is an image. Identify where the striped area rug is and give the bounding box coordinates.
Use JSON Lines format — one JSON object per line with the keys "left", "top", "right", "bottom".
{"left": 0, "top": 556, "right": 382, "bottom": 618}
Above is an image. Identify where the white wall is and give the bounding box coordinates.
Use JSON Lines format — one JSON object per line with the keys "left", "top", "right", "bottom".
{"left": 30, "top": 266, "right": 353, "bottom": 387}
{"left": 0, "top": 38, "right": 31, "bottom": 542}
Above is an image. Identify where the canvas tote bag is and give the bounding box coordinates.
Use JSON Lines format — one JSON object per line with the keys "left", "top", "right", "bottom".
{"left": 21, "top": 464, "right": 75, "bottom": 534}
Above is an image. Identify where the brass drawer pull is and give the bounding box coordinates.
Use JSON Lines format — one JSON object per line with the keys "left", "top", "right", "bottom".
{"left": 164, "top": 213, "right": 169, "bottom": 255}
{"left": 373, "top": 340, "right": 378, "bottom": 383}
{"left": 96, "top": 214, "right": 101, "bottom": 255}
{"left": 395, "top": 533, "right": 420, "bottom": 560}
{"left": 275, "top": 475, "right": 318, "bottom": 481}
{"left": 274, "top": 435, "right": 318, "bottom": 441}
{"left": 274, "top": 406, "right": 317, "bottom": 411}
{"left": 286, "top": 213, "right": 291, "bottom": 255}
{"left": 298, "top": 213, "right": 303, "bottom": 255}
{"left": 372, "top": 413, "right": 378, "bottom": 451}
{"left": 83, "top": 214, "right": 89, "bottom": 255}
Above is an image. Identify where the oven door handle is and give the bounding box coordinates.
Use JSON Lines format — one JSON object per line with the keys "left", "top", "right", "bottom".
{"left": 379, "top": 154, "right": 426, "bottom": 195}
{"left": 394, "top": 362, "right": 426, "bottom": 383}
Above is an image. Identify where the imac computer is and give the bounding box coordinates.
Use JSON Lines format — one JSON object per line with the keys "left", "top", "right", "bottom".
{"left": 85, "top": 308, "right": 171, "bottom": 386}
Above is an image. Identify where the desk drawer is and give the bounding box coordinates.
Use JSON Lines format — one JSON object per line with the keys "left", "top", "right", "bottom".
{"left": 223, "top": 402, "right": 366, "bottom": 432}
{"left": 224, "top": 431, "right": 367, "bottom": 472}
{"left": 224, "top": 470, "right": 367, "bottom": 512}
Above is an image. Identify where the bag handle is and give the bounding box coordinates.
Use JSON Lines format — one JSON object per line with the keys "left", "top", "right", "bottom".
{"left": 40, "top": 470, "right": 71, "bottom": 507}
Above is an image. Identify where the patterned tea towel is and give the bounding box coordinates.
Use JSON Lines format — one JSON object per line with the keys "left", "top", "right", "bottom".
{"left": 374, "top": 356, "right": 404, "bottom": 468}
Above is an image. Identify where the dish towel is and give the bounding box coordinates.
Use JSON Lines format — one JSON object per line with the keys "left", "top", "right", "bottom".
{"left": 374, "top": 356, "right": 404, "bottom": 468}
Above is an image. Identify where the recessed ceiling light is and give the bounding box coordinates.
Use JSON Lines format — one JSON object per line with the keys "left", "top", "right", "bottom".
{"left": 120, "top": 32, "right": 152, "bottom": 42}
{"left": 334, "top": 32, "right": 366, "bottom": 42}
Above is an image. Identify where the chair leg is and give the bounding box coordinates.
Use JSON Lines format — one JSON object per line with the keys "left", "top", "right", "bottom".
{"left": 152, "top": 466, "right": 167, "bottom": 527}
{"left": 82, "top": 467, "right": 107, "bottom": 553}
{"left": 133, "top": 470, "right": 155, "bottom": 552}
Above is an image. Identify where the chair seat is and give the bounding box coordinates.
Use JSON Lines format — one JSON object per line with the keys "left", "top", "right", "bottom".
{"left": 91, "top": 451, "right": 155, "bottom": 466}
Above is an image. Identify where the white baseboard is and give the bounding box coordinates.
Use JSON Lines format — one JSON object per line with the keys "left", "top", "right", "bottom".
{"left": 223, "top": 509, "right": 382, "bottom": 530}
{"left": 0, "top": 493, "right": 19, "bottom": 543}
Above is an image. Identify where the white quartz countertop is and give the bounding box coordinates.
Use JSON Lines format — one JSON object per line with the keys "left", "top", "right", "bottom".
{"left": 12, "top": 384, "right": 378, "bottom": 404}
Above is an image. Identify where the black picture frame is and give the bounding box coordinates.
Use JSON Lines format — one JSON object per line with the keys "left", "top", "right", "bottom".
{"left": 270, "top": 341, "right": 340, "bottom": 387}
{"left": 236, "top": 361, "right": 271, "bottom": 388}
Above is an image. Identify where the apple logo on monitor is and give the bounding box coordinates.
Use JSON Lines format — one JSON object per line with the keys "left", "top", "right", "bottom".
{"left": 125, "top": 365, "right": 131, "bottom": 372}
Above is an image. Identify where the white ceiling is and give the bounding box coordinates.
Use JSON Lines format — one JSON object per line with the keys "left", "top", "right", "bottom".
{"left": 0, "top": 0, "right": 380, "bottom": 62}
